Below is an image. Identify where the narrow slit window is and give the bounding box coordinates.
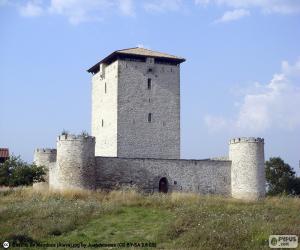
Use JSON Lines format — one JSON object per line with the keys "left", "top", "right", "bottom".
{"left": 105, "top": 82, "right": 107, "bottom": 93}
{"left": 147, "top": 78, "right": 151, "bottom": 89}
{"left": 102, "top": 119, "right": 104, "bottom": 127}
{"left": 148, "top": 113, "right": 152, "bottom": 123}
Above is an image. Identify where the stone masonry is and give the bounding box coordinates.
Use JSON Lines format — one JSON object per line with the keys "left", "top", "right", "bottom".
{"left": 34, "top": 48, "right": 266, "bottom": 201}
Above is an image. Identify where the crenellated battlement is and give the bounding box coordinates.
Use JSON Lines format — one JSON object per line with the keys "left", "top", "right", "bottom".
{"left": 229, "top": 136, "right": 265, "bottom": 200}
{"left": 34, "top": 48, "right": 266, "bottom": 201}
{"left": 57, "top": 134, "right": 95, "bottom": 142}
{"left": 53, "top": 134, "right": 96, "bottom": 190}
{"left": 229, "top": 137, "right": 264, "bottom": 144}
{"left": 35, "top": 148, "right": 57, "bottom": 154}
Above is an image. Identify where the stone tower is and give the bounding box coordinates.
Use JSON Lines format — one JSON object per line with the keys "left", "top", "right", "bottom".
{"left": 88, "top": 48, "right": 185, "bottom": 159}
{"left": 34, "top": 148, "right": 57, "bottom": 182}
{"left": 229, "top": 137, "right": 265, "bottom": 200}
{"left": 51, "top": 135, "right": 96, "bottom": 190}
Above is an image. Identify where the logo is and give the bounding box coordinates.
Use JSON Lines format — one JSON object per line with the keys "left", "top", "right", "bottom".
{"left": 3, "top": 241, "right": 9, "bottom": 249}
{"left": 269, "top": 235, "right": 298, "bottom": 248}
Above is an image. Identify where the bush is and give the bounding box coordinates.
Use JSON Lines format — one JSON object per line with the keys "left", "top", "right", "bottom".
{"left": 0, "top": 156, "right": 45, "bottom": 187}
{"left": 265, "top": 157, "right": 300, "bottom": 196}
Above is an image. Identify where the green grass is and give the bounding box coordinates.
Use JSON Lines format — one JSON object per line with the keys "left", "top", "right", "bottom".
{"left": 0, "top": 187, "right": 300, "bottom": 249}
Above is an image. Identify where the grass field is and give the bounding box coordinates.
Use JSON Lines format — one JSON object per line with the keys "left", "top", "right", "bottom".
{"left": 0, "top": 187, "right": 299, "bottom": 249}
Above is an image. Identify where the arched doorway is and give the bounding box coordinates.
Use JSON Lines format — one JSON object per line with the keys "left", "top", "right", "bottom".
{"left": 159, "top": 177, "right": 168, "bottom": 193}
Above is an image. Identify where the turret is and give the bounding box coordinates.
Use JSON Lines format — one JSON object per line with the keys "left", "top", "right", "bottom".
{"left": 229, "top": 137, "right": 265, "bottom": 200}
{"left": 52, "top": 134, "right": 96, "bottom": 190}
{"left": 33, "top": 148, "right": 57, "bottom": 182}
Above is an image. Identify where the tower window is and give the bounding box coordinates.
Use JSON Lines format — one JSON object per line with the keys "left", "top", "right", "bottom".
{"left": 102, "top": 119, "right": 104, "bottom": 127}
{"left": 147, "top": 78, "right": 151, "bottom": 89}
{"left": 148, "top": 113, "right": 152, "bottom": 123}
{"left": 105, "top": 82, "right": 107, "bottom": 93}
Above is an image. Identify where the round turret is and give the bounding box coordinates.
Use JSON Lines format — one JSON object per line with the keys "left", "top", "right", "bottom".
{"left": 229, "top": 137, "right": 265, "bottom": 200}
{"left": 53, "top": 134, "right": 96, "bottom": 190}
{"left": 34, "top": 148, "right": 57, "bottom": 182}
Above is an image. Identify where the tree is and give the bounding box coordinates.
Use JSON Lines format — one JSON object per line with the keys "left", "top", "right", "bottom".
{"left": 0, "top": 155, "right": 45, "bottom": 187}
{"left": 265, "top": 157, "right": 300, "bottom": 196}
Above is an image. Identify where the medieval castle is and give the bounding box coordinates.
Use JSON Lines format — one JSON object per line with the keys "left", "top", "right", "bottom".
{"left": 34, "top": 48, "right": 266, "bottom": 201}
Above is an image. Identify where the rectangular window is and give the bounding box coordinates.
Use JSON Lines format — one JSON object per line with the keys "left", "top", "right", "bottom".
{"left": 148, "top": 113, "right": 152, "bottom": 123}
{"left": 105, "top": 82, "right": 107, "bottom": 93}
{"left": 147, "top": 78, "right": 151, "bottom": 89}
{"left": 102, "top": 119, "right": 104, "bottom": 127}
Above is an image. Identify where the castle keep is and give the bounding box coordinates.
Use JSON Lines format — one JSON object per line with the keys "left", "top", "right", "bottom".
{"left": 34, "top": 48, "right": 266, "bottom": 201}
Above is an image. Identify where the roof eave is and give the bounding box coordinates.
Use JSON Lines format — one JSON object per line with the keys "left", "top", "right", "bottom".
{"left": 87, "top": 52, "right": 186, "bottom": 73}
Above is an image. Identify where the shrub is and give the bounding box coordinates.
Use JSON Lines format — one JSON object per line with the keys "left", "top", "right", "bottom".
{"left": 0, "top": 156, "right": 45, "bottom": 187}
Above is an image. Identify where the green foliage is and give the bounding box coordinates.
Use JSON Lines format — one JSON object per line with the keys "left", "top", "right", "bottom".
{"left": 61, "top": 129, "right": 69, "bottom": 135}
{"left": 80, "top": 130, "right": 89, "bottom": 136}
{"left": 265, "top": 157, "right": 300, "bottom": 196}
{"left": 0, "top": 156, "right": 45, "bottom": 187}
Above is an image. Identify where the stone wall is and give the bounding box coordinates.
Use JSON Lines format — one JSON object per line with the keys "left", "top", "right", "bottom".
{"left": 229, "top": 137, "right": 265, "bottom": 200}
{"left": 33, "top": 148, "right": 57, "bottom": 182}
{"left": 52, "top": 135, "right": 96, "bottom": 190}
{"left": 95, "top": 157, "right": 231, "bottom": 195}
{"left": 92, "top": 61, "right": 118, "bottom": 157}
{"left": 117, "top": 58, "right": 180, "bottom": 159}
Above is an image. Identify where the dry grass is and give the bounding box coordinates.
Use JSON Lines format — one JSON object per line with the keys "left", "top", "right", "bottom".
{"left": 0, "top": 187, "right": 299, "bottom": 249}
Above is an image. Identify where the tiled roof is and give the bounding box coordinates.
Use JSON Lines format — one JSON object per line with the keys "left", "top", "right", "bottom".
{"left": 0, "top": 148, "right": 9, "bottom": 158}
{"left": 116, "top": 47, "right": 185, "bottom": 61}
{"left": 87, "top": 47, "right": 185, "bottom": 73}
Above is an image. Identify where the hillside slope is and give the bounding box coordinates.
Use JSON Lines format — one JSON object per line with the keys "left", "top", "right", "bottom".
{"left": 0, "top": 187, "right": 299, "bottom": 249}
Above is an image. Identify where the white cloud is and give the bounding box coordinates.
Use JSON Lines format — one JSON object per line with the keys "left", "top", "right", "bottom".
{"left": 49, "top": 0, "right": 114, "bottom": 24}
{"left": 19, "top": 0, "right": 43, "bottom": 17}
{"left": 118, "top": 0, "right": 135, "bottom": 16}
{"left": 195, "top": 0, "right": 300, "bottom": 14}
{"left": 1, "top": 0, "right": 135, "bottom": 24}
{"left": 204, "top": 115, "right": 228, "bottom": 132}
{"left": 204, "top": 58, "right": 300, "bottom": 134}
{"left": 214, "top": 8, "right": 250, "bottom": 23}
{"left": 49, "top": 0, "right": 135, "bottom": 23}
{"left": 144, "top": 0, "right": 183, "bottom": 13}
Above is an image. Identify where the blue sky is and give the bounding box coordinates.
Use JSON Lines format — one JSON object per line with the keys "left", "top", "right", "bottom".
{"left": 0, "top": 0, "right": 300, "bottom": 173}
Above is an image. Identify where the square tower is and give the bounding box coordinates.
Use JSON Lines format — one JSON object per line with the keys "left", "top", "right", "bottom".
{"left": 88, "top": 48, "right": 185, "bottom": 159}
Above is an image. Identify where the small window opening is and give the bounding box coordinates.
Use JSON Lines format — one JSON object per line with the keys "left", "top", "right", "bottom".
{"left": 102, "top": 119, "right": 104, "bottom": 127}
{"left": 148, "top": 113, "right": 152, "bottom": 123}
{"left": 148, "top": 68, "right": 153, "bottom": 72}
{"left": 105, "top": 82, "right": 107, "bottom": 93}
{"left": 147, "top": 78, "right": 151, "bottom": 89}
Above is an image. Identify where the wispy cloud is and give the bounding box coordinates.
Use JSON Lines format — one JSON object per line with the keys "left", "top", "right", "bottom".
{"left": 49, "top": 0, "right": 135, "bottom": 24}
{"left": 118, "top": 0, "right": 135, "bottom": 16}
{"left": 2, "top": 0, "right": 300, "bottom": 24}
{"left": 143, "top": 0, "right": 183, "bottom": 13}
{"left": 19, "top": 0, "right": 43, "bottom": 17}
{"left": 1, "top": 0, "right": 135, "bottom": 24}
{"left": 204, "top": 58, "right": 300, "bottom": 134}
{"left": 214, "top": 9, "right": 250, "bottom": 23}
{"left": 195, "top": 0, "right": 300, "bottom": 14}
